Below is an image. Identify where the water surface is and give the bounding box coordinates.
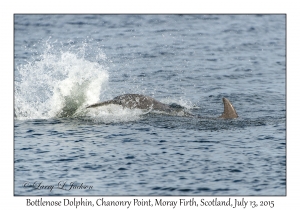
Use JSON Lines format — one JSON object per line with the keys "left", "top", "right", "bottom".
{"left": 14, "top": 14, "right": 286, "bottom": 195}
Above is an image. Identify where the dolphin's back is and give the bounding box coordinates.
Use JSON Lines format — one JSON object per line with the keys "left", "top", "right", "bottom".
{"left": 85, "top": 100, "right": 118, "bottom": 108}
{"left": 112, "top": 94, "right": 171, "bottom": 111}
{"left": 86, "top": 94, "right": 171, "bottom": 112}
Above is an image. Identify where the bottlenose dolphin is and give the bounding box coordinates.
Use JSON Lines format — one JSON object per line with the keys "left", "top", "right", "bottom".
{"left": 86, "top": 94, "right": 238, "bottom": 119}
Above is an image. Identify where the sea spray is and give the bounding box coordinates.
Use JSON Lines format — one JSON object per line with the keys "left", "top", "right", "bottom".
{"left": 86, "top": 104, "right": 148, "bottom": 123}
{"left": 14, "top": 40, "right": 109, "bottom": 120}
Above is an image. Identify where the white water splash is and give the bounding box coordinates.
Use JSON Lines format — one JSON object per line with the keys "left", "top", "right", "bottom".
{"left": 86, "top": 104, "right": 148, "bottom": 123}
{"left": 15, "top": 40, "right": 109, "bottom": 120}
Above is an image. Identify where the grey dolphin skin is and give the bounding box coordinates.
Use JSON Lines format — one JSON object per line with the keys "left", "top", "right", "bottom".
{"left": 86, "top": 94, "right": 238, "bottom": 119}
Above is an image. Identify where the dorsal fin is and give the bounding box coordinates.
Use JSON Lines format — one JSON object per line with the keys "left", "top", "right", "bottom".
{"left": 220, "top": 97, "right": 238, "bottom": 119}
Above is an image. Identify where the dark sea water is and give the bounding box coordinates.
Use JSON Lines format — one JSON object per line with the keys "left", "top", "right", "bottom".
{"left": 14, "top": 14, "right": 286, "bottom": 196}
